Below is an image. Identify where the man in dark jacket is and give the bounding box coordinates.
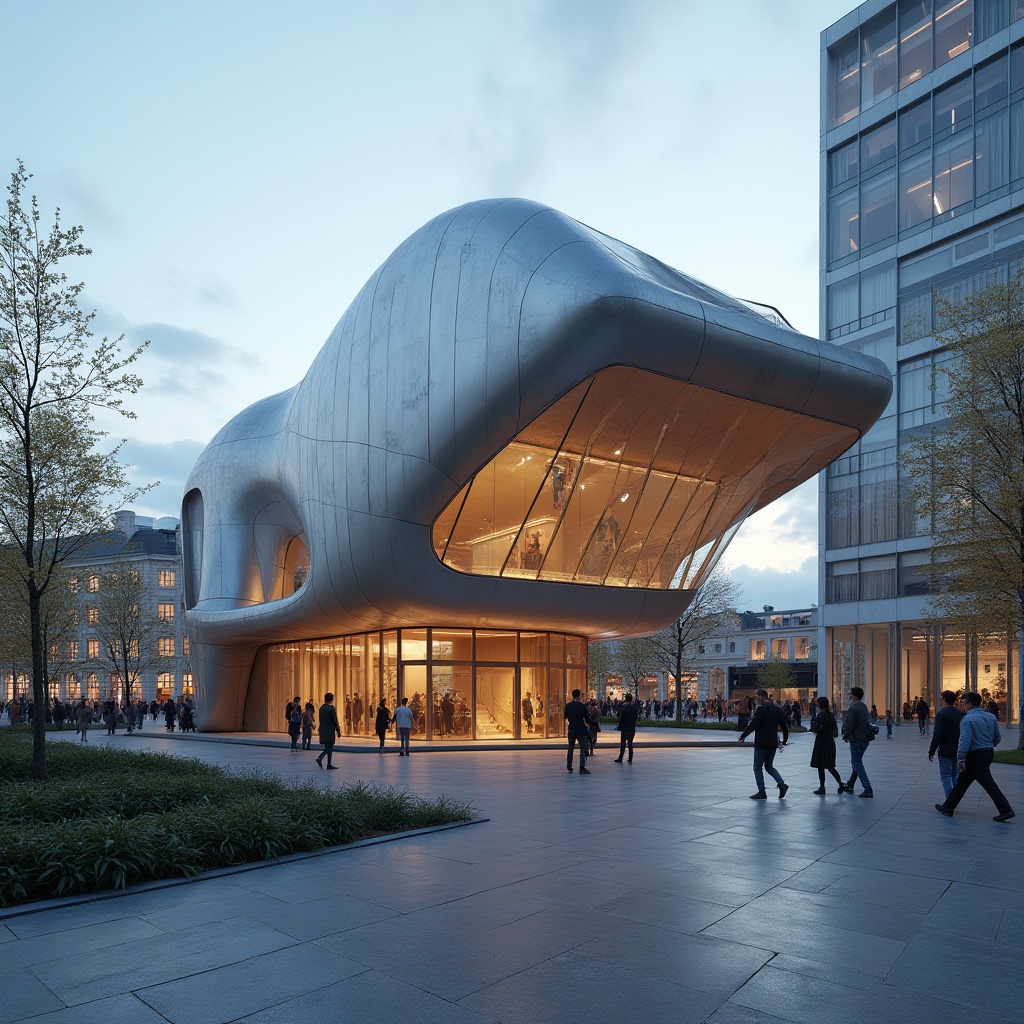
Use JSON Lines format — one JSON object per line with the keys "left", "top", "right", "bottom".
{"left": 738, "top": 689, "right": 789, "bottom": 799}
{"left": 841, "top": 686, "right": 874, "bottom": 797}
{"left": 564, "top": 689, "right": 591, "bottom": 774}
{"left": 928, "top": 690, "right": 965, "bottom": 800}
{"left": 613, "top": 693, "right": 639, "bottom": 764}
{"left": 316, "top": 692, "right": 342, "bottom": 769}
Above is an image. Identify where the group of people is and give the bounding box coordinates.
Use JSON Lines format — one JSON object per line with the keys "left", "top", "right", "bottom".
{"left": 734, "top": 685, "right": 1014, "bottom": 822}
{"left": 295, "top": 693, "right": 417, "bottom": 768}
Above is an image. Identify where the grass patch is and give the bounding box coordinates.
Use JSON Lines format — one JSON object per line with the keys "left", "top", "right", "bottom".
{"left": 994, "top": 748, "right": 1024, "bottom": 766}
{"left": 0, "top": 732, "right": 474, "bottom": 908}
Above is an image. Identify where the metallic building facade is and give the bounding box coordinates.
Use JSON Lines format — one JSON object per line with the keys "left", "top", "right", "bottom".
{"left": 820, "top": 1, "right": 1024, "bottom": 721}
{"left": 184, "top": 199, "right": 889, "bottom": 733}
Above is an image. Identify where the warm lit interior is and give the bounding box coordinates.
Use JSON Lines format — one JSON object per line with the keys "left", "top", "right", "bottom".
{"left": 433, "top": 367, "right": 859, "bottom": 590}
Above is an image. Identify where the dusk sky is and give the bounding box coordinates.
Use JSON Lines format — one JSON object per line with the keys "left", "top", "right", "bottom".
{"left": 3, "top": 0, "right": 858, "bottom": 612}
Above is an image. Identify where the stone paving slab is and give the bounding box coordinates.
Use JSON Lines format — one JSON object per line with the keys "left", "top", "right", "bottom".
{"left": 4, "top": 726, "right": 1021, "bottom": 1024}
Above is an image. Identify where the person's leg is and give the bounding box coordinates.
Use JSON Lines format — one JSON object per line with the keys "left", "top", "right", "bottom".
{"left": 828, "top": 767, "right": 844, "bottom": 787}
{"left": 401, "top": 728, "right": 410, "bottom": 754}
{"left": 567, "top": 734, "right": 575, "bottom": 770}
{"left": 817, "top": 768, "right": 826, "bottom": 789}
{"left": 316, "top": 742, "right": 325, "bottom": 766}
{"left": 938, "top": 756, "right": 958, "bottom": 800}
{"left": 761, "top": 747, "right": 785, "bottom": 788}
{"left": 968, "top": 750, "right": 1013, "bottom": 815}
{"left": 849, "top": 742, "right": 872, "bottom": 790}
{"left": 942, "top": 761, "right": 975, "bottom": 811}
{"left": 615, "top": 734, "right": 626, "bottom": 762}
{"left": 752, "top": 747, "right": 767, "bottom": 792}
{"left": 626, "top": 734, "right": 633, "bottom": 762}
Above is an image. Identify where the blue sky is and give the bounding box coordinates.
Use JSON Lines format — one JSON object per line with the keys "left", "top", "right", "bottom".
{"left": 3, "top": 0, "right": 857, "bottom": 611}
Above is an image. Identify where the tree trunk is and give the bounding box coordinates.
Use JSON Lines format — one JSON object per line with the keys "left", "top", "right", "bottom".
{"left": 29, "top": 583, "right": 47, "bottom": 780}
{"left": 675, "top": 646, "right": 683, "bottom": 723}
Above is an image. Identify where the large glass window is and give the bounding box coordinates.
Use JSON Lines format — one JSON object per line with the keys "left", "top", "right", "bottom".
{"left": 860, "top": 168, "right": 898, "bottom": 248}
{"left": 976, "top": 55, "right": 1009, "bottom": 111}
{"left": 900, "top": 98, "right": 932, "bottom": 150}
{"left": 861, "top": 264, "right": 897, "bottom": 327}
{"left": 976, "top": 108, "right": 1010, "bottom": 200}
{"left": 861, "top": 119, "right": 898, "bottom": 171}
{"left": 435, "top": 366, "right": 858, "bottom": 590}
{"left": 862, "top": 9, "right": 899, "bottom": 107}
{"left": 934, "top": 0, "right": 973, "bottom": 67}
{"left": 830, "top": 32, "right": 861, "bottom": 128}
{"left": 828, "top": 276, "right": 859, "bottom": 338}
{"left": 900, "top": 150, "right": 934, "bottom": 230}
{"left": 976, "top": 0, "right": 1010, "bottom": 39}
{"left": 899, "top": 0, "right": 934, "bottom": 88}
{"left": 829, "top": 141, "right": 859, "bottom": 190}
{"left": 934, "top": 76, "right": 973, "bottom": 136}
{"left": 933, "top": 133, "right": 974, "bottom": 214}
{"left": 829, "top": 189, "right": 860, "bottom": 262}
{"left": 1012, "top": 98, "right": 1024, "bottom": 183}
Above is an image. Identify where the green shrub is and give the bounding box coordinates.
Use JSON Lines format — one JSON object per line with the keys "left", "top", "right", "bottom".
{"left": 0, "top": 733, "right": 474, "bottom": 907}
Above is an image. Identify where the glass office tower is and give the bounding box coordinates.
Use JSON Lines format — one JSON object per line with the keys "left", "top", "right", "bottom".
{"left": 820, "top": 0, "right": 1024, "bottom": 721}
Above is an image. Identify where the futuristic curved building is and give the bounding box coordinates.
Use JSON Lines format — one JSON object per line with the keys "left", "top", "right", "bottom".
{"left": 183, "top": 198, "right": 890, "bottom": 736}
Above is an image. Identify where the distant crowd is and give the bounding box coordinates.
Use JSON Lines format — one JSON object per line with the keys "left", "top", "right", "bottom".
{"left": 0, "top": 695, "right": 197, "bottom": 735}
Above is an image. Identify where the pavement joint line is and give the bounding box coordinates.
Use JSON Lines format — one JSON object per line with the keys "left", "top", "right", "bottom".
{"left": 0, "top": 816, "right": 490, "bottom": 922}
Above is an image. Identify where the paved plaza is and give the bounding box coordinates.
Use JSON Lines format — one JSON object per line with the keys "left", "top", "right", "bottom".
{"left": 2, "top": 725, "right": 1022, "bottom": 1024}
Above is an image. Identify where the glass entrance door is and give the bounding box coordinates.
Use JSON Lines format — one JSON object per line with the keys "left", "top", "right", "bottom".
{"left": 475, "top": 666, "right": 515, "bottom": 739}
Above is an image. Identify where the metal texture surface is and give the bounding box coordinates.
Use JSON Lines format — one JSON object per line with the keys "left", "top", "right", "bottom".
{"left": 183, "top": 199, "right": 891, "bottom": 730}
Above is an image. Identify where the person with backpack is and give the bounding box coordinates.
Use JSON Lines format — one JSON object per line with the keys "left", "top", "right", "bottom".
{"left": 287, "top": 700, "right": 302, "bottom": 750}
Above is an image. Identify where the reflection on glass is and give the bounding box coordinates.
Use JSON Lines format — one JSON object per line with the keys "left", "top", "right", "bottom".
{"left": 434, "top": 367, "right": 857, "bottom": 591}
{"left": 476, "top": 666, "right": 514, "bottom": 737}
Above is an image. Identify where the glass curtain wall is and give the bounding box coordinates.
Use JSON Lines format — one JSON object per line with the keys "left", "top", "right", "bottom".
{"left": 262, "top": 628, "right": 587, "bottom": 739}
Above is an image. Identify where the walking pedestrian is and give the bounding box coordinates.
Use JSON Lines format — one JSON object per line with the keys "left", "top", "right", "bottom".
{"left": 928, "top": 690, "right": 965, "bottom": 800}
{"left": 564, "top": 689, "right": 591, "bottom": 774}
{"left": 300, "top": 701, "right": 314, "bottom": 750}
{"left": 809, "top": 696, "right": 844, "bottom": 794}
{"left": 613, "top": 692, "right": 639, "bottom": 764}
{"left": 374, "top": 699, "right": 391, "bottom": 751}
{"left": 916, "top": 697, "right": 930, "bottom": 735}
{"left": 394, "top": 697, "right": 414, "bottom": 756}
{"left": 315, "top": 692, "right": 342, "bottom": 769}
{"left": 75, "top": 699, "right": 91, "bottom": 742}
{"left": 738, "top": 688, "right": 789, "bottom": 799}
{"left": 586, "top": 699, "right": 601, "bottom": 755}
{"left": 287, "top": 701, "right": 301, "bottom": 750}
{"left": 935, "top": 692, "right": 1015, "bottom": 822}
{"left": 841, "top": 686, "right": 875, "bottom": 797}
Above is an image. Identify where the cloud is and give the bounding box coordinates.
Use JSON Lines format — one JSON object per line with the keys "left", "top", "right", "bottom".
{"left": 159, "top": 267, "right": 240, "bottom": 310}
{"left": 727, "top": 556, "right": 819, "bottom": 613}
{"left": 119, "top": 438, "right": 207, "bottom": 518}
{"left": 724, "top": 480, "right": 819, "bottom": 573}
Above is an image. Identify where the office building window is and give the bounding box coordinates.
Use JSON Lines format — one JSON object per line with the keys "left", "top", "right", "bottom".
{"left": 714, "top": 643, "right": 722, "bottom": 654}
{"left": 977, "top": 0, "right": 1010, "bottom": 39}
{"left": 830, "top": 32, "right": 860, "bottom": 127}
{"left": 87, "top": 574, "right": 99, "bottom": 593}
{"left": 772, "top": 638, "right": 789, "bottom": 659}
{"left": 87, "top": 640, "right": 99, "bottom": 659}
{"left": 86, "top": 673, "right": 99, "bottom": 700}
{"left": 68, "top": 641, "right": 78, "bottom": 661}
{"left": 827, "top": 560, "right": 859, "bottom": 603}
{"left": 862, "top": 8, "right": 898, "bottom": 107}
{"left": 729, "top": 642, "right": 736, "bottom": 653}
{"left": 828, "top": 277, "right": 859, "bottom": 338}
{"left": 934, "top": 0, "right": 973, "bottom": 68}
{"left": 829, "top": 189, "right": 860, "bottom": 261}
{"left": 158, "top": 570, "right": 176, "bottom": 587}
{"left": 899, "top": 550, "right": 933, "bottom": 594}
{"left": 157, "top": 603, "right": 175, "bottom": 622}
{"left": 697, "top": 644, "right": 705, "bottom": 654}
{"left": 86, "top": 606, "right": 98, "bottom": 625}
{"left": 860, "top": 555, "right": 897, "bottom": 600}
{"left": 751, "top": 640, "right": 766, "bottom": 661}
{"left": 182, "top": 635, "right": 190, "bottom": 656}
{"left": 794, "top": 637, "right": 810, "bottom": 660}
{"left": 900, "top": 1, "right": 934, "bottom": 88}
{"left": 861, "top": 264, "right": 896, "bottom": 327}
{"left": 830, "top": 141, "right": 859, "bottom": 190}
{"left": 66, "top": 673, "right": 79, "bottom": 698}
{"left": 158, "top": 637, "right": 175, "bottom": 657}
{"left": 68, "top": 578, "right": 78, "bottom": 594}
{"left": 900, "top": 151, "right": 933, "bottom": 231}
{"left": 157, "top": 672, "right": 174, "bottom": 700}
{"left": 933, "top": 134, "right": 974, "bottom": 215}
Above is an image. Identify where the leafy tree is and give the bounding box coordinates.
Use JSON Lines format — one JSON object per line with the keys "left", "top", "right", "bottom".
{"left": 901, "top": 270, "right": 1024, "bottom": 747}
{"left": 755, "top": 655, "right": 796, "bottom": 697}
{"left": 88, "top": 569, "right": 167, "bottom": 729}
{"left": 646, "top": 568, "right": 742, "bottom": 721}
{"left": 0, "top": 161, "right": 148, "bottom": 777}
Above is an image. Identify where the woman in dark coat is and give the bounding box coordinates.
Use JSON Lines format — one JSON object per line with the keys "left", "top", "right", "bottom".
{"left": 809, "top": 696, "right": 844, "bottom": 794}
{"left": 374, "top": 700, "right": 391, "bottom": 751}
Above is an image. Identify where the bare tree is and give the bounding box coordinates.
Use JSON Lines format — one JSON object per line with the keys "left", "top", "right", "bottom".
{"left": 0, "top": 162, "right": 149, "bottom": 777}
{"left": 587, "top": 640, "right": 615, "bottom": 697}
{"left": 646, "top": 568, "right": 742, "bottom": 721}
{"left": 613, "top": 636, "right": 660, "bottom": 698}
{"left": 89, "top": 569, "right": 167, "bottom": 730}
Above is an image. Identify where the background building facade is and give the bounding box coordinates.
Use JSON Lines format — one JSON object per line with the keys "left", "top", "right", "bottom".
{"left": 1, "top": 511, "right": 191, "bottom": 707}
{"left": 820, "top": 0, "right": 1024, "bottom": 720}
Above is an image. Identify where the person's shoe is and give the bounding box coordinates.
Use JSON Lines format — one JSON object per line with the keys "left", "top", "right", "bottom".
{"left": 613, "top": 757, "right": 623, "bottom": 763}
{"left": 315, "top": 757, "right": 323, "bottom": 768}
{"left": 567, "top": 765, "right": 574, "bottom": 772}
{"left": 627, "top": 758, "right": 632, "bottom": 763}
{"left": 935, "top": 803, "right": 953, "bottom": 816}
{"left": 326, "top": 765, "right": 339, "bottom": 770}
{"left": 813, "top": 787, "right": 827, "bottom": 795}
{"left": 858, "top": 790, "right": 874, "bottom": 798}
{"left": 579, "top": 767, "right": 592, "bottom": 774}
{"left": 994, "top": 811, "right": 1015, "bottom": 822}
{"left": 749, "top": 790, "right": 768, "bottom": 800}
{"left": 778, "top": 783, "right": 789, "bottom": 799}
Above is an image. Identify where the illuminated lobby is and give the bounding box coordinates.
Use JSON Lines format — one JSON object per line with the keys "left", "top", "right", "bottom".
{"left": 183, "top": 199, "right": 890, "bottom": 736}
